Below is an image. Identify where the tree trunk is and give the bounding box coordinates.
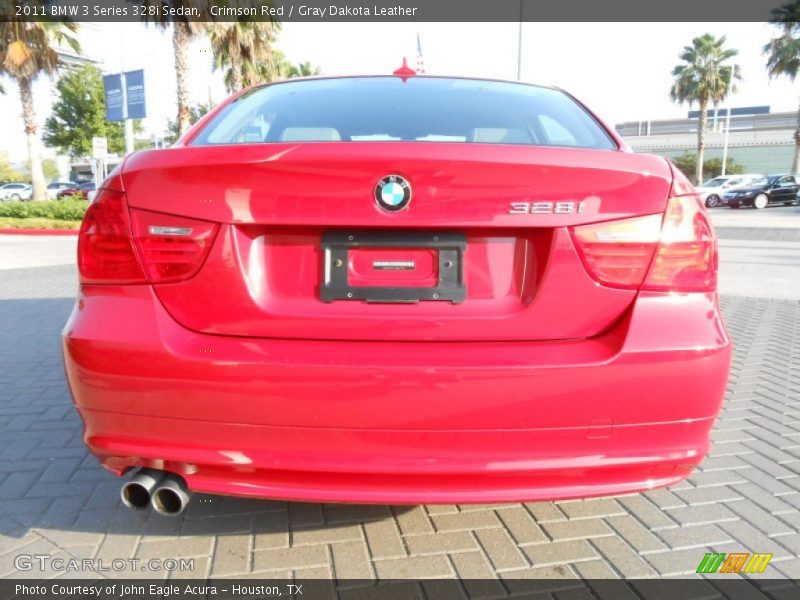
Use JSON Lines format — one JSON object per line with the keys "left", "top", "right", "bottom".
{"left": 696, "top": 97, "right": 709, "bottom": 185}
{"left": 231, "top": 53, "right": 243, "bottom": 92}
{"left": 19, "top": 77, "right": 47, "bottom": 201}
{"left": 793, "top": 95, "right": 800, "bottom": 175}
{"left": 173, "top": 23, "right": 192, "bottom": 135}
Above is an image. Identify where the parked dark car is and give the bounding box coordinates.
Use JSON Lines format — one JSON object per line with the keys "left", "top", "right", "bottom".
{"left": 47, "top": 181, "right": 76, "bottom": 200}
{"left": 57, "top": 181, "right": 96, "bottom": 200}
{"left": 724, "top": 174, "right": 800, "bottom": 209}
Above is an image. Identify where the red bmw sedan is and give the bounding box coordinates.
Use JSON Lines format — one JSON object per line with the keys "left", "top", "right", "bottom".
{"left": 63, "top": 75, "right": 731, "bottom": 515}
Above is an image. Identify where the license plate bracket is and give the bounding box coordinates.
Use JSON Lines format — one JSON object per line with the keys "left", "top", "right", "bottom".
{"left": 321, "top": 231, "right": 466, "bottom": 304}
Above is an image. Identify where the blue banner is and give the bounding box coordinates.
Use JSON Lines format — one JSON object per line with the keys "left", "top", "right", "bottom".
{"left": 125, "top": 70, "right": 147, "bottom": 120}
{"left": 103, "top": 73, "right": 124, "bottom": 122}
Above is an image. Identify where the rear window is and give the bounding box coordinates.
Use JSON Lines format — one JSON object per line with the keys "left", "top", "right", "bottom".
{"left": 192, "top": 77, "right": 616, "bottom": 150}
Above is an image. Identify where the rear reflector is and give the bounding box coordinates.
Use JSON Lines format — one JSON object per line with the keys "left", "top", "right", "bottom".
{"left": 78, "top": 189, "right": 218, "bottom": 285}
{"left": 571, "top": 195, "right": 716, "bottom": 292}
{"left": 570, "top": 214, "right": 662, "bottom": 289}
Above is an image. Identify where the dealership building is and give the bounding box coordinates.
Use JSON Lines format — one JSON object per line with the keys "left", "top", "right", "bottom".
{"left": 616, "top": 107, "right": 796, "bottom": 176}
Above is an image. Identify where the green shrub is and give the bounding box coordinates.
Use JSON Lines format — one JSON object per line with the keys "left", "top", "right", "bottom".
{"left": 671, "top": 151, "right": 745, "bottom": 184}
{"left": 0, "top": 198, "right": 88, "bottom": 221}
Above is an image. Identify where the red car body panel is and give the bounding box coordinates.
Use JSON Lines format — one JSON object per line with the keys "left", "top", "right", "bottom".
{"left": 63, "top": 77, "right": 731, "bottom": 504}
{"left": 64, "top": 286, "right": 729, "bottom": 503}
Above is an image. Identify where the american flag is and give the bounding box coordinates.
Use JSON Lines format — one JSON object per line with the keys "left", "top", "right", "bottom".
{"left": 416, "top": 33, "right": 425, "bottom": 74}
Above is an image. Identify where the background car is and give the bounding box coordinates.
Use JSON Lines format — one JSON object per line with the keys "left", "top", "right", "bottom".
{"left": 724, "top": 174, "right": 800, "bottom": 208}
{"left": 695, "top": 173, "right": 762, "bottom": 208}
{"left": 47, "top": 181, "right": 76, "bottom": 200}
{"left": 56, "top": 180, "right": 96, "bottom": 200}
{"left": 0, "top": 182, "right": 32, "bottom": 201}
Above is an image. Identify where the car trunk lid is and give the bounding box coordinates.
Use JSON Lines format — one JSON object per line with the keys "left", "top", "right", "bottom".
{"left": 121, "top": 143, "right": 672, "bottom": 341}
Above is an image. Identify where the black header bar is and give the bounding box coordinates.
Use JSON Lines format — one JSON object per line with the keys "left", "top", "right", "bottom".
{"left": 1, "top": 0, "right": 789, "bottom": 23}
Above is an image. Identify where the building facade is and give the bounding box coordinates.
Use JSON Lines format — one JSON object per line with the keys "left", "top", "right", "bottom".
{"left": 616, "top": 109, "right": 796, "bottom": 177}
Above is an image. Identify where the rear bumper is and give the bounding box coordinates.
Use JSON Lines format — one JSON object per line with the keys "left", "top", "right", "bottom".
{"left": 63, "top": 286, "right": 731, "bottom": 504}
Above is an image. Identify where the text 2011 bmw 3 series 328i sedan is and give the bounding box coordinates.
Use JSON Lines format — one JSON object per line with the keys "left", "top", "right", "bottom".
{"left": 63, "top": 75, "right": 731, "bottom": 513}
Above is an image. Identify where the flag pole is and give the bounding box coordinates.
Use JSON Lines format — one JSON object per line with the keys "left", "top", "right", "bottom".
{"left": 416, "top": 32, "right": 425, "bottom": 74}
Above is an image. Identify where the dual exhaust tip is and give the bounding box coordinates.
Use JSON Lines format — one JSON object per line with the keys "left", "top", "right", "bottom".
{"left": 121, "top": 469, "right": 192, "bottom": 516}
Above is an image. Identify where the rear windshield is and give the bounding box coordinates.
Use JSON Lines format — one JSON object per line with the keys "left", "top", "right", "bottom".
{"left": 192, "top": 77, "right": 616, "bottom": 150}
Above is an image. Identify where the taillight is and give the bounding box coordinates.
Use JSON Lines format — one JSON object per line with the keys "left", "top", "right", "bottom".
{"left": 78, "top": 189, "right": 146, "bottom": 284}
{"left": 78, "top": 189, "right": 218, "bottom": 285}
{"left": 571, "top": 195, "right": 716, "bottom": 292}
{"left": 129, "top": 209, "right": 218, "bottom": 283}
{"left": 642, "top": 196, "right": 716, "bottom": 292}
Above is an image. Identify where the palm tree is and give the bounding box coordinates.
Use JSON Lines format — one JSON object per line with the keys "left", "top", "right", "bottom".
{"left": 670, "top": 34, "right": 740, "bottom": 184}
{"left": 208, "top": 21, "right": 279, "bottom": 93}
{"left": 141, "top": 2, "right": 209, "bottom": 135}
{"left": 764, "top": 1, "right": 800, "bottom": 174}
{"left": 230, "top": 51, "right": 321, "bottom": 90}
{"left": 0, "top": 21, "right": 79, "bottom": 201}
{"left": 281, "top": 60, "right": 321, "bottom": 78}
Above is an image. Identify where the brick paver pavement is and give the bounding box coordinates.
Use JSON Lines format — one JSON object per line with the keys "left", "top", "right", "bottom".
{"left": 1, "top": 264, "right": 799, "bottom": 581}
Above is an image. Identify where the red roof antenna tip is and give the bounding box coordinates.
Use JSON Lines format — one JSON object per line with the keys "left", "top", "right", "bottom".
{"left": 393, "top": 57, "right": 416, "bottom": 82}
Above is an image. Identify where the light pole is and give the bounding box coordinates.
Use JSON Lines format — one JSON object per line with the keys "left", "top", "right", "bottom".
{"left": 119, "top": 26, "right": 135, "bottom": 156}
{"left": 721, "top": 64, "right": 737, "bottom": 176}
{"left": 516, "top": 1, "right": 523, "bottom": 80}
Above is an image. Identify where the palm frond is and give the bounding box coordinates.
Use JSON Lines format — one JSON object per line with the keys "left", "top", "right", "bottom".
{"left": 1, "top": 20, "right": 80, "bottom": 82}
{"left": 670, "top": 33, "right": 739, "bottom": 107}
{"left": 765, "top": 33, "right": 800, "bottom": 79}
{"left": 769, "top": 0, "right": 800, "bottom": 26}
{"left": 765, "top": 2, "right": 800, "bottom": 80}
{"left": 208, "top": 20, "right": 280, "bottom": 92}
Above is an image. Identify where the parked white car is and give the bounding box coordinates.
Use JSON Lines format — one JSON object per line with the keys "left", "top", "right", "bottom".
{"left": 46, "top": 181, "right": 75, "bottom": 200}
{"left": 696, "top": 174, "right": 763, "bottom": 208}
{"left": 0, "top": 183, "right": 32, "bottom": 201}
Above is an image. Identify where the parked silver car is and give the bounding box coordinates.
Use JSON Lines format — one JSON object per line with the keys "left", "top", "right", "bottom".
{"left": 695, "top": 173, "right": 763, "bottom": 208}
{"left": 0, "top": 183, "right": 32, "bottom": 201}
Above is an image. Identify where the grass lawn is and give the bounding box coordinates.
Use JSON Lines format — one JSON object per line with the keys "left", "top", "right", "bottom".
{"left": 0, "top": 217, "right": 81, "bottom": 230}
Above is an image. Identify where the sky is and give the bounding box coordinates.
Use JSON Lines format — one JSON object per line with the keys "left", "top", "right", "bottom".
{"left": 0, "top": 21, "right": 797, "bottom": 164}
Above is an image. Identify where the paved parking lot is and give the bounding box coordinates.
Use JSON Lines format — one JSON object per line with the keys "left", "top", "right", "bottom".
{"left": 712, "top": 206, "right": 800, "bottom": 300}
{"left": 0, "top": 208, "right": 799, "bottom": 584}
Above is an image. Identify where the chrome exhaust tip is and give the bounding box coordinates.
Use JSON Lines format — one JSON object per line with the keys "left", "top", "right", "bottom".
{"left": 152, "top": 474, "right": 192, "bottom": 516}
{"left": 120, "top": 468, "right": 165, "bottom": 510}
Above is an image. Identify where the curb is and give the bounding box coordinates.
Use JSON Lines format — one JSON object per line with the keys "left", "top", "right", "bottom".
{"left": 0, "top": 228, "right": 79, "bottom": 236}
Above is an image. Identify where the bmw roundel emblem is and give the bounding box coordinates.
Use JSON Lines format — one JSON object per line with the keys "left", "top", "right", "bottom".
{"left": 375, "top": 175, "right": 412, "bottom": 212}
